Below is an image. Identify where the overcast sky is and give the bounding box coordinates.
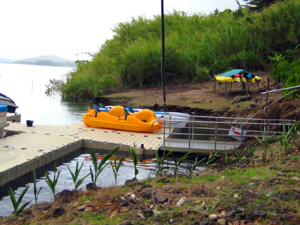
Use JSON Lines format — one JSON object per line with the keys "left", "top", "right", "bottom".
{"left": 0, "top": 0, "right": 238, "bottom": 61}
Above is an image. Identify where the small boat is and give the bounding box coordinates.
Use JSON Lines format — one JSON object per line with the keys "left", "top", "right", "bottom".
{"left": 83, "top": 105, "right": 163, "bottom": 133}
{"left": 0, "top": 93, "right": 18, "bottom": 113}
{"left": 102, "top": 105, "right": 190, "bottom": 128}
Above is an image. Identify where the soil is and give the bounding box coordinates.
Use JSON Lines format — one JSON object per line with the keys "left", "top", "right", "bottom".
{"left": 1, "top": 71, "right": 300, "bottom": 225}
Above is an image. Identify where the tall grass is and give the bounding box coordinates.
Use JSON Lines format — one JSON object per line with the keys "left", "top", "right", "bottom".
{"left": 61, "top": 0, "right": 300, "bottom": 99}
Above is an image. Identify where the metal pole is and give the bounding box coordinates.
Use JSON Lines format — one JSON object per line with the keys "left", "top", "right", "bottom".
{"left": 161, "top": 0, "right": 166, "bottom": 113}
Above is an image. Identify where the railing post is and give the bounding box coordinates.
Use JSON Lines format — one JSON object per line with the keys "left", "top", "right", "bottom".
{"left": 188, "top": 119, "right": 191, "bottom": 149}
{"left": 214, "top": 118, "right": 218, "bottom": 151}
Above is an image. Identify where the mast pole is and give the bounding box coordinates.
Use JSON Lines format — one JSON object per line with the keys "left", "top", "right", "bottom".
{"left": 161, "top": 0, "right": 166, "bottom": 113}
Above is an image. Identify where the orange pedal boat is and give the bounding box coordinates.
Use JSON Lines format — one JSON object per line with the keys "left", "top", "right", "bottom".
{"left": 83, "top": 105, "right": 163, "bottom": 133}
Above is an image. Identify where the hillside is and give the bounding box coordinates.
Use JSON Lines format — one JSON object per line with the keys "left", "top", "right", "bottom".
{"left": 14, "top": 55, "right": 75, "bottom": 67}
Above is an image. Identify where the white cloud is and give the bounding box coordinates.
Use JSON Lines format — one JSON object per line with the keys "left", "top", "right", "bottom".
{"left": 0, "top": 0, "right": 238, "bottom": 60}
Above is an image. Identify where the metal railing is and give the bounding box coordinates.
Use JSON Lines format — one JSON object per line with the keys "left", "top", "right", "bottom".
{"left": 152, "top": 114, "right": 297, "bottom": 152}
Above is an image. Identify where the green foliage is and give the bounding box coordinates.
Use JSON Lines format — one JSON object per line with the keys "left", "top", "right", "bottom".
{"left": 243, "top": 0, "right": 285, "bottom": 12}
{"left": 154, "top": 149, "right": 172, "bottom": 175}
{"left": 280, "top": 121, "right": 300, "bottom": 155}
{"left": 255, "top": 127, "right": 282, "bottom": 162}
{"left": 62, "top": 1, "right": 300, "bottom": 98}
{"left": 67, "top": 161, "right": 90, "bottom": 190}
{"left": 33, "top": 170, "right": 42, "bottom": 205}
{"left": 128, "top": 147, "right": 139, "bottom": 179}
{"left": 8, "top": 186, "right": 31, "bottom": 217}
{"left": 187, "top": 156, "right": 206, "bottom": 175}
{"left": 45, "top": 163, "right": 61, "bottom": 198}
{"left": 89, "top": 147, "right": 120, "bottom": 185}
{"left": 110, "top": 154, "right": 125, "bottom": 185}
{"left": 170, "top": 152, "right": 191, "bottom": 176}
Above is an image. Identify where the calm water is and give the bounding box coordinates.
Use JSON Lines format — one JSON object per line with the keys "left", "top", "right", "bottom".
{"left": 0, "top": 63, "right": 91, "bottom": 125}
{"left": 0, "top": 151, "right": 159, "bottom": 216}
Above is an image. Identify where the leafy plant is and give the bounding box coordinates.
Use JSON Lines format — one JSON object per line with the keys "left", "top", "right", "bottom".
{"left": 206, "top": 152, "right": 220, "bottom": 168}
{"left": 187, "top": 156, "right": 207, "bottom": 175}
{"left": 67, "top": 161, "right": 90, "bottom": 190}
{"left": 154, "top": 149, "right": 172, "bottom": 175}
{"left": 223, "top": 150, "right": 238, "bottom": 167}
{"left": 8, "top": 186, "right": 31, "bottom": 217}
{"left": 255, "top": 127, "right": 282, "bottom": 162}
{"left": 110, "top": 154, "right": 125, "bottom": 185}
{"left": 89, "top": 147, "right": 120, "bottom": 185}
{"left": 128, "top": 147, "right": 139, "bottom": 179}
{"left": 45, "top": 163, "right": 61, "bottom": 198}
{"left": 280, "top": 121, "right": 300, "bottom": 155}
{"left": 170, "top": 152, "right": 191, "bottom": 176}
{"left": 245, "top": 143, "right": 257, "bottom": 163}
{"left": 33, "top": 170, "right": 42, "bottom": 205}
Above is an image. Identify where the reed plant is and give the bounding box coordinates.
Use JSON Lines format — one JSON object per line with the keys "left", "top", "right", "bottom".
{"left": 89, "top": 147, "right": 120, "bottom": 185}
{"left": 279, "top": 121, "right": 300, "bottom": 155}
{"left": 187, "top": 156, "right": 206, "bottom": 175}
{"left": 255, "top": 127, "right": 282, "bottom": 162}
{"left": 67, "top": 161, "right": 90, "bottom": 190}
{"left": 110, "top": 154, "right": 125, "bottom": 185}
{"left": 33, "top": 170, "right": 42, "bottom": 205}
{"left": 128, "top": 147, "right": 139, "bottom": 179}
{"left": 8, "top": 186, "right": 31, "bottom": 217}
{"left": 45, "top": 163, "right": 61, "bottom": 198}
{"left": 170, "top": 152, "right": 191, "bottom": 176}
{"left": 154, "top": 149, "right": 172, "bottom": 176}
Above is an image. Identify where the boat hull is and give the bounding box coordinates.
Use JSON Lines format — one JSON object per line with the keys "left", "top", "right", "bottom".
{"left": 83, "top": 107, "right": 162, "bottom": 133}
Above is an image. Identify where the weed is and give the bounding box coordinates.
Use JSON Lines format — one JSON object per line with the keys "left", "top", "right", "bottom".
{"left": 154, "top": 149, "right": 172, "bottom": 175}
{"left": 8, "top": 186, "right": 31, "bottom": 217}
{"left": 89, "top": 147, "right": 120, "bottom": 185}
{"left": 45, "top": 163, "right": 61, "bottom": 198}
{"left": 33, "top": 170, "right": 42, "bottom": 205}
{"left": 170, "top": 152, "right": 191, "bottom": 176}
{"left": 67, "top": 161, "right": 90, "bottom": 190}
{"left": 110, "top": 153, "right": 125, "bottom": 185}
{"left": 128, "top": 147, "right": 139, "bottom": 179}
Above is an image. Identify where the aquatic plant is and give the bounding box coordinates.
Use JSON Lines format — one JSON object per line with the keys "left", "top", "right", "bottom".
{"left": 110, "top": 154, "right": 125, "bottom": 185}
{"left": 45, "top": 163, "right": 61, "bottom": 198}
{"left": 255, "top": 127, "right": 282, "bottom": 162}
{"left": 8, "top": 186, "right": 31, "bottom": 217}
{"left": 206, "top": 152, "right": 221, "bottom": 168}
{"left": 170, "top": 152, "right": 191, "bottom": 176}
{"left": 67, "top": 161, "right": 90, "bottom": 190}
{"left": 280, "top": 121, "right": 300, "bottom": 155}
{"left": 128, "top": 147, "right": 139, "bottom": 179}
{"left": 33, "top": 170, "right": 42, "bottom": 205}
{"left": 89, "top": 146, "right": 120, "bottom": 185}
{"left": 187, "top": 156, "right": 207, "bottom": 175}
{"left": 154, "top": 149, "right": 172, "bottom": 175}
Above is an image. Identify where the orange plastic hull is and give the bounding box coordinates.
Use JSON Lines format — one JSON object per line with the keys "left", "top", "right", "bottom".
{"left": 83, "top": 107, "right": 163, "bottom": 133}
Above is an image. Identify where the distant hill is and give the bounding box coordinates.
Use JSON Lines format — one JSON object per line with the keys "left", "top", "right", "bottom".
{"left": 15, "top": 55, "right": 76, "bottom": 67}
{"left": 0, "top": 57, "right": 15, "bottom": 63}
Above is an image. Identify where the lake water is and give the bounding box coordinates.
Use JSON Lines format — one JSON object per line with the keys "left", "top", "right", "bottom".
{"left": 0, "top": 63, "right": 91, "bottom": 125}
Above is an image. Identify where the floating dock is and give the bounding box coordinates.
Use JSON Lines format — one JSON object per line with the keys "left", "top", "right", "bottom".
{"left": 0, "top": 121, "right": 166, "bottom": 187}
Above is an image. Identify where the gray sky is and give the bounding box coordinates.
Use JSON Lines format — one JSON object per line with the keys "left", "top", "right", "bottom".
{"left": 0, "top": 0, "right": 238, "bottom": 61}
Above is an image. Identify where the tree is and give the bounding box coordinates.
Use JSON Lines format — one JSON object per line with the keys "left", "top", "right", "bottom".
{"left": 243, "top": 0, "right": 285, "bottom": 11}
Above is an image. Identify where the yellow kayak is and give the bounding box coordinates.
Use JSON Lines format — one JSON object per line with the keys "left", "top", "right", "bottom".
{"left": 246, "top": 78, "right": 256, "bottom": 83}
{"left": 83, "top": 105, "right": 163, "bottom": 133}
{"left": 215, "top": 76, "right": 234, "bottom": 83}
{"left": 254, "top": 76, "right": 262, "bottom": 81}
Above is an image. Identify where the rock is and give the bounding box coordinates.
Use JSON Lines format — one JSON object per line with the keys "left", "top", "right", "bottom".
{"left": 35, "top": 202, "right": 52, "bottom": 211}
{"left": 139, "top": 188, "right": 152, "bottom": 199}
{"left": 47, "top": 207, "right": 66, "bottom": 218}
{"left": 77, "top": 205, "right": 86, "bottom": 211}
{"left": 86, "top": 182, "right": 99, "bottom": 191}
{"left": 249, "top": 211, "right": 267, "bottom": 220}
{"left": 118, "top": 221, "right": 133, "bottom": 225}
{"left": 209, "top": 214, "right": 218, "bottom": 221}
{"left": 154, "top": 193, "right": 168, "bottom": 204}
{"left": 223, "top": 210, "right": 236, "bottom": 218}
{"left": 124, "top": 192, "right": 136, "bottom": 203}
{"left": 143, "top": 209, "right": 154, "bottom": 217}
{"left": 124, "top": 178, "right": 137, "bottom": 186}
{"left": 217, "top": 218, "right": 227, "bottom": 225}
{"left": 54, "top": 190, "right": 77, "bottom": 204}
{"left": 199, "top": 221, "right": 210, "bottom": 225}
{"left": 176, "top": 197, "right": 187, "bottom": 207}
